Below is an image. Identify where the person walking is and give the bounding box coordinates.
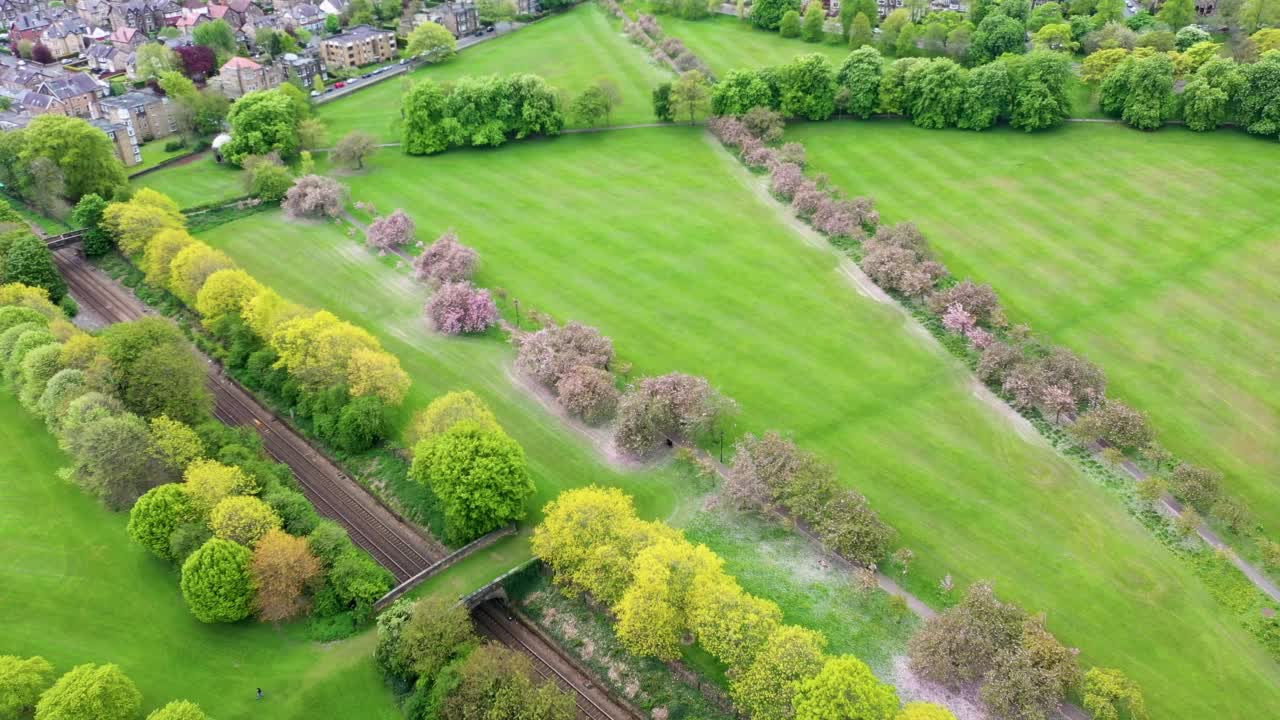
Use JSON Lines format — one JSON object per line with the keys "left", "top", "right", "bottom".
{"left": 257, "top": 688, "right": 264, "bottom": 700}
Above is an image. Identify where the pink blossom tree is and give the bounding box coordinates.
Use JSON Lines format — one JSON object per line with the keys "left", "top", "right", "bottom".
{"left": 1041, "top": 384, "right": 1075, "bottom": 422}
{"left": 366, "top": 209, "right": 415, "bottom": 251}
{"left": 791, "top": 182, "right": 827, "bottom": 217}
{"left": 555, "top": 365, "right": 620, "bottom": 425}
{"left": 778, "top": 142, "right": 806, "bottom": 167}
{"left": 614, "top": 372, "right": 737, "bottom": 458}
{"left": 424, "top": 281, "right": 498, "bottom": 335}
{"left": 413, "top": 231, "right": 478, "bottom": 286}
{"left": 965, "top": 326, "right": 994, "bottom": 349}
{"left": 744, "top": 144, "right": 777, "bottom": 170}
{"left": 770, "top": 162, "right": 805, "bottom": 200}
{"left": 928, "top": 280, "right": 1003, "bottom": 326}
{"left": 514, "top": 321, "right": 614, "bottom": 387}
{"left": 282, "top": 175, "right": 346, "bottom": 219}
{"left": 941, "top": 303, "right": 975, "bottom": 335}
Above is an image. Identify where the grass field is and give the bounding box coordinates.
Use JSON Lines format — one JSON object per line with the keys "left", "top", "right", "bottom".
{"left": 315, "top": 4, "right": 671, "bottom": 144}
{"left": 196, "top": 127, "right": 1280, "bottom": 719}
{"left": 131, "top": 152, "right": 245, "bottom": 210}
{"left": 0, "top": 393, "right": 399, "bottom": 720}
{"left": 652, "top": 14, "right": 848, "bottom": 74}
{"left": 790, "top": 120, "right": 1280, "bottom": 546}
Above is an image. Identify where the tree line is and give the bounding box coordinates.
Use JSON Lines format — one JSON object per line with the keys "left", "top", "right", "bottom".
{"left": 0, "top": 656, "right": 212, "bottom": 720}
{"left": 531, "top": 485, "right": 1034, "bottom": 720}
{"left": 401, "top": 74, "right": 566, "bottom": 155}
{"left": 710, "top": 106, "right": 1280, "bottom": 653}
{"left": 0, "top": 278, "right": 394, "bottom": 628}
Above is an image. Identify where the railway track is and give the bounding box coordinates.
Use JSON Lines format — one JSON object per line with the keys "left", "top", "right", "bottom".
{"left": 52, "top": 249, "right": 445, "bottom": 580}
{"left": 472, "top": 601, "right": 638, "bottom": 720}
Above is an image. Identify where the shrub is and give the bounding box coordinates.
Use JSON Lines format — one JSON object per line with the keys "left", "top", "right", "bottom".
{"left": 927, "top": 280, "right": 1002, "bottom": 326}
{"left": 424, "top": 282, "right": 498, "bottom": 335}
{"left": 128, "top": 483, "right": 199, "bottom": 559}
{"left": 210, "top": 495, "right": 281, "bottom": 546}
{"left": 413, "top": 231, "right": 477, "bottom": 285}
{"left": 180, "top": 537, "right": 256, "bottom": 623}
{"left": 779, "top": 9, "right": 802, "bottom": 37}
{"left": 770, "top": 162, "right": 805, "bottom": 199}
{"left": 1082, "top": 667, "right": 1148, "bottom": 720}
{"left": 743, "top": 105, "right": 785, "bottom": 142}
{"left": 34, "top": 663, "right": 140, "bottom": 720}
{"left": 247, "top": 161, "right": 293, "bottom": 202}
{"left": 514, "top": 321, "right": 614, "bottom": 387}
{"left": 327, "top": 550, "right": 393, "bottom": 621}
{"left": 408, "top": 390, "right": 499, "bottom": 446}
{"left": 308, "top": 520, "right": 353, "bottom": 564}
{"left": 556, "top": 365, "right": 620, "bottom": 425}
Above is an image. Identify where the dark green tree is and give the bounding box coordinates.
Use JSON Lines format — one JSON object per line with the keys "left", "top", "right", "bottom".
{"left": 71, "top": 193, "right": 112, "bottom": 256}
{"left": 2, "top": 235, "right": 66, "bottom": 302}
{"left": 752, "top": 0, "right": 801, "bottom": 30}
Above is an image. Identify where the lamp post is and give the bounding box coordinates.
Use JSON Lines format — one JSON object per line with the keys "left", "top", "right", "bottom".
{"left": 513, "top": 298, "right": 520, "bottom": 328}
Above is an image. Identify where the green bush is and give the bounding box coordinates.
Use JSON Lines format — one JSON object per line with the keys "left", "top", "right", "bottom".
{"left": 163, "top": 138, "right": 188, "bottom": 153}
{"left": 336, "top": 395, "right": 390, "bottom": 452}
{"left": 0, "top": 655, "right": 54, "bottom": 719}
{"left": 128, "top": 483, "right": 199, "bottom": 559}
{"left": 34, "top": 663, "right": 140, "bottom": 720}
{"left": 410, "top": 421, "right": 532, "bottom": 544}
{"left": 779, "top": 10, "right": 802, "bottom": 37}
{"left": 264, "top": 486, "right": 321, "bottom": 535}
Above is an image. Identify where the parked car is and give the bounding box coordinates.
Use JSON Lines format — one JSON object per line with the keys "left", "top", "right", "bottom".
{"left": 334, "top": 81, "right": 346, "bottom": 88}
{"left": 310, "top": 90, "right": 320, "bottom": 97}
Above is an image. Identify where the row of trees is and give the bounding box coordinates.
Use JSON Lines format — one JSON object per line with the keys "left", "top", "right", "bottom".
{"left": 709, "top": 47, "right": 1075, "bottom": 132}
{"left": 907, "top": 583, "right": 1147, "bottom": 720}
{"left": 94, "top": 188, "right": 410, "bottom": 456}
{"left": 709, "top": 94, "right": 1280, "bottom": 597}
{"left": 374, "top": 595, "right": 575, "bottom": 720}
{"left": 0, "top": 657, "right": 211, "bottom": 720}
{"left": 401, "top": 74, "right": 566, "bottom": 155}
{"left": 0, "top": 280, "right": 392, "bottom": 625}
{"left": 1090, "top": 47, "right": 1280, "bottom": 137}
{"left": 532, "top": 486, "right": 956, "bottom": 720}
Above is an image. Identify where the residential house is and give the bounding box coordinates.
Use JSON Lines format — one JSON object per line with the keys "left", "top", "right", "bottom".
{"left": 0, "top": 0, "right": 43, "bottom": 25}
{"left": 422, "top": 1, "right": 477, "bottom": 38}
{"left": 22, "top": 72, "right": 104, "bottom": 118}
{"left": 290, "top": 2, "right": 324, "bottom": 33}
{"left": 108, "top": 0, "right": 161, "bottom": 32}
{"left": 40, "top": 17, "right": 88, "bottom": 59}
{"left": 213, "top": 54, "right": 280, "bottom": 97}
{"left": 276, "top": 50, "right": 319, "bottom": 87}
{"left": 9, "top": 11, "right": 53, "bottom": 46}
{"left": 90, "top": 116, "right": 141, "bottom": 166}
{"left": 109, "top": 25, "right": 143, "bottom": 49}
{"left": 515, "top": 0, "right": 539, "bottom": 15}
{"left": 206, "top": 0, "right": 263, "bottom": 30}
{"left": 173, "top": 5, "right": 208, "bottom": 34}
{"left": 317, "top": 0, "right": 346, "bottom": 16}
{"left": 319, "top": 24, "right": 394, "bottom": 68}
{"left": 99, "top": 87, "right": 174, "bottom": 140}
{"left": 86, "top": 42, "right": 130, "bottom": 72}
{"left": 75, "top": 0, "right": 112, "bottom": 27}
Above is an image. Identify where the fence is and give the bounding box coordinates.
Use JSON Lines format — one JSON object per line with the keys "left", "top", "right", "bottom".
{"left": 374, "top": 524, "right": 519, "bottom": 610}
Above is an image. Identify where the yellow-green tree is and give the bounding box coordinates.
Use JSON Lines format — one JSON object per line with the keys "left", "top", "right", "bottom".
{"left": 731, "top": 625, "right": 828, "bottom": 720}
{"left": 241, "top": 287, "right": 305, "bottom": 340}
{"left": 148, "top": 415, "right": 204, "bottom": 471}
{"left": 210, "top": 495, "right": 281, "bottom": 546}
{"left": 168, "top": 242, "right": 234, "bottom": 304}
{"left": 408, "top": 389, "right": 498, "bottom": 446}
{"left": 689, "top": 576, "right": 783, "bottom": 671}
{"left": 613, "top": 536, "right": 724, "bottom": 660}
{"left": 347, "top": 347, "right": 410, "bottom": 406}
{"left": 1081, "top": 48, "right": 1130, "bottom": 83}
{"left": 1082, "top": 667, "right": 1147, "bottom": 720}
{"left": 531, "top": 485, "right": 679, "bottom": 604}
{"left": 141, "top": 227, "right": 196, "bottom": 289}
{"left": 792, "top": 655, "right": 899, "bottom": 720}
{"left": 195, "top": 268, "right": 263, "bottom": 327}
{"left": 183, "top": 458, "right": 256, "bottom": 514}
{"left": 270, "top": 310, "right": 380, "bottom": 391}
{"left": 102, "top": 189, "right": 184, "bottom": 257}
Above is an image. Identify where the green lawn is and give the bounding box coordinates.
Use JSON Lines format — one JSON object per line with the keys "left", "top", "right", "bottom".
{"left": 132, "top": 137, "right": 192, "bottom": 175}
{"left": 0, "top": 392, "right": 399, "bottom": 720}
{"left": 131, "top": 152, "right": 245, "bottom": 210}
{"left": 790, "top": 120, "right": 1280, "bottom": 549}
{"left": 315, "top": 4, "right": 671, "bottom": 144}
{"left": 197, "top": 127, "right": 1280, "bottom": 719}
{"left": 652, "top": 14, "right": 849, "bottom": 75}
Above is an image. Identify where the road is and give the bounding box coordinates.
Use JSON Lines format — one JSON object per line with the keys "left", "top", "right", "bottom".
{"left": 53, "top": 247, "right": 447, "bottom": 581}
